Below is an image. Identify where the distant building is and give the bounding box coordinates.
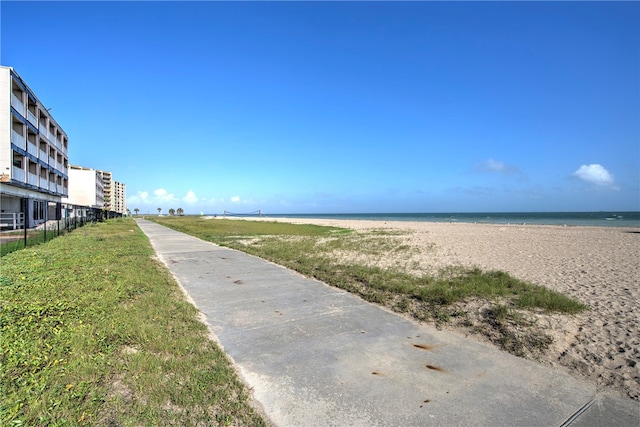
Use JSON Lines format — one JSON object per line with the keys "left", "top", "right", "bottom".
{"left": 0, "top": 66, "right": 69, "bottom": 229}
{"left": 96, "top": 170, "right": 126, "bottom": 215}
{"left": 63, "top": 166, "right": 126, "bottom": 215}
{"left": 63, "top": 165, "right": 104, "bottom": 208}
{"left": 99, "top": 170, "right": 113, "bottom": 211}
{"left": 112, "top": 180, "right": 126, "bottom": 214}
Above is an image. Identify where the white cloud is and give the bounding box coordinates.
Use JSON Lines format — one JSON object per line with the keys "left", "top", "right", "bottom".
{"left": 127, "top": 191, "right": 148, "bottom": 203}
{"left": 127, "top": 188, "right": 183, "bottom": 207}
{"left": 572, "top": 164, "right": 615, "bottom": 186}
{"left": 152, "top": 188, "right": 177, "bottom": 202}
{"left": 485, "top": 158, "right": 508, "bottom": 172}
{"left": 475, "top": 158, "right": 525, "bottom": 179}
{"left": 183, "top": 190, "right": 198, "bottom": 203}
{"left": 231, "top": 196, "right": 241, "bottom": 203}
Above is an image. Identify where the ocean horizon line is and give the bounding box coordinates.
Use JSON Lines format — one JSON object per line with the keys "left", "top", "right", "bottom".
{"left": 210, "top": 211, "right": 640, "bottom": 228}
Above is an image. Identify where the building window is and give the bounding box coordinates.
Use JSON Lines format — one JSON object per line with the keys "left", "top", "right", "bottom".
{"left": 33, "top": 200, "right": 46, "bottom": 221}
{"left": 12, "top": 152, "right": 24, "bottom": 168}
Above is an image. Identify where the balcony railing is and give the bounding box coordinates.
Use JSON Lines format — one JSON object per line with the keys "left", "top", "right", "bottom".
{"left": 28, "top": 173, "right": 38, "bottom": 186}
{"left": 49, "top": 181, "right": 57, "bottom": 192}
{"left": 39, "top": 124, "right": 48, "bottom": 139}
{"left": 39, "top": 149, "right": 48, "bottom": 162}
{"left": 11, "top": 93, "right": 25, "bottom": 115}
{"left": 11, "top": 130, "right": 26, "bottom": 149}
{"left": 27, "top": 111, "right": 38, "bottom": 127}
{"left": 0, "top": 212, "right": 24, "bottom": 230}
{"left": 11, "top": 167, "right": 25, "bottom": 182}
{"left": 40, "top": 177, "right": 48, "bottom": 189}
{"left": 27, "top": 141, "right": 38, "bottom": 157}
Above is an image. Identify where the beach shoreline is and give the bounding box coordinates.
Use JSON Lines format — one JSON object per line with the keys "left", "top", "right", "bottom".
{"left": 230, "top": 216, "right": 640, "bottom": 401}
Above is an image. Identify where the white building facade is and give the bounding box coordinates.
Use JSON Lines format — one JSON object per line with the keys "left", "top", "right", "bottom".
{"left": 112, "top": 180, "right": 126, "bottom": 214}
{"left": 98, "top": 170, "right": 113, "bottom": 211}
{"left": 63, "top": 165, "right": 104, "bottom": 208}
{"left": 98, "top": 170, "right": 127, "bottom": 215}
{"left": 63, "top": 166, "right": 127, "bottom": 217}
{"left": 0, "top": 66, "right": 69, "bottom": 229}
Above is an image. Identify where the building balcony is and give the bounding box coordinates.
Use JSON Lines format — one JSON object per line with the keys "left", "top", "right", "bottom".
{"left": 27, "top": 141, "right": 38, "bottom": 157}
{"left": 39, "top": 176, "right": 48, "bottom": 189}
{"left": 11, "top": 130, "right": 26, "bottom": 149}
{"left": 27, "top": 111, "right": 38, "bottom": 127}
{"left": 11, "top": 166, "right": 25, "bottom": 183}
{"left": 39, "top": 149, "right": 48, "bottom": 162}
{"left": 39, "top": 124, "right": 48, "bottom": 139}
{"left": 11, "top": 93, "right": 25, "bottom": 115}
{"left": 49, "top": 181, "right": 57, "bottom": 192}
{"left": 28, "top": 172, "right": 38, "bottom": 186}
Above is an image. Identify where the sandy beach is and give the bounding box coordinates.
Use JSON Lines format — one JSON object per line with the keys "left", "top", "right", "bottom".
{"left": 243, "top": 217, "right": 640, "bottom": 401}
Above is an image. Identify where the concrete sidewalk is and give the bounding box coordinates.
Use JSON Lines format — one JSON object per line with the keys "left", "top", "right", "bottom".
{"left": 136, "top": 219, "right": 639, "bottom": 426}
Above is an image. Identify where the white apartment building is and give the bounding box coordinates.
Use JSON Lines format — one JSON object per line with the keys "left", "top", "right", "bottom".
{"left": 97, "top": 170, "right": 126, "bottom": 216}
{"left": 0, "top": 66, "right": 69, "bottom": 229}
{"left": 98, "top": 170, "right": 113, "bottom": 211}
{"left": 112, "top": 180, "right": 126, "bottom": 214}
{"left": 63, "top": 165, "right": 104, "bottom": 208}
{"left": 63, "top": 167, "right": 127, "bottom": 216}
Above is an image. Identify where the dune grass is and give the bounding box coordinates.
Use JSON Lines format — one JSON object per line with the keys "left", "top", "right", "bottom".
{"left": 152, "top": 216, "right": 585, "bottom": 313}
{"left": 151, "top": 216, "right": 587, "bottom": 357}
{"left": 0, "top": 218, "right": 266, "bottom": 426}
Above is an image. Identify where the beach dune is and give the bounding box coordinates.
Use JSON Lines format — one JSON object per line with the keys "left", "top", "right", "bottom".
{"left": 243, "top": 217, "right": 640, "bottom": 401}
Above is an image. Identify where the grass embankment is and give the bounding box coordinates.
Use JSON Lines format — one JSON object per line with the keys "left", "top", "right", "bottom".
{"left": 152, "top": 216, "right": 587, "bottom": 357}
{"left": 0, "top": 218, "right": 266, "bottom": 426}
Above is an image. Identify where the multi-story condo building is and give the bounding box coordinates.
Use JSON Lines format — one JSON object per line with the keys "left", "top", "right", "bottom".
{"left": 97, "top": 171, "right": 126, "bottom": 215}
{"left": 63, "top": 165, "right": 104, "bottom": 208}
{"left": 98, "top": 170, "right": 113, "bottom": 211}
{"left": 63, "top": 167, "right": 126, "bottom": 216}
{"left": 112, "top": 180, "right": 126, "bottom": 214}
{"left": 0, "top": 66, "right": 69, "bottom": 229}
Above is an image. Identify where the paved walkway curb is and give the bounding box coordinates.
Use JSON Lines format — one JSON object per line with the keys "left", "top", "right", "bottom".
{"left": 136, "top": 219, "right": 639, "bottom": 426}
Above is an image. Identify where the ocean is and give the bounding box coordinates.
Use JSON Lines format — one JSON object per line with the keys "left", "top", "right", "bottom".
{"left": 254, "top": 212, "right": 640, "bottom": 228}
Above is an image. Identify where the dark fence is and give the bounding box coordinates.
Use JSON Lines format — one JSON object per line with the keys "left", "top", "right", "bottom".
{"left": 0, "top": 207, "right": 122, "bottom": 257}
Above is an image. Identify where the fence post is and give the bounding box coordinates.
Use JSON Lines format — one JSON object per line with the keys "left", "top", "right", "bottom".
{"left": 22, "top": 198, "right": 28, "bottom": 248}
{"left": 57, "top": 203, "right": 61, "bottom": 237}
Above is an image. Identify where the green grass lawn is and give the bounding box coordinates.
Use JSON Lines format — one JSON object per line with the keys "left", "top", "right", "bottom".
{"left": 0, "top": 218, "right": 266, "bottom": 426}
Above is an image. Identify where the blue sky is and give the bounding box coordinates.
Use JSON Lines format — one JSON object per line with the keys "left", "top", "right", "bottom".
{"left": 2, "top": 1, "right": 639, "bottom": 214}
